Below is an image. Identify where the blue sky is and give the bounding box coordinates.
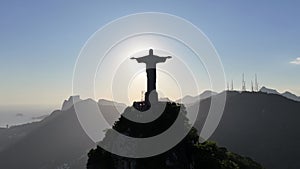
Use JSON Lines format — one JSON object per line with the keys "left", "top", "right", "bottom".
{"left": 0, "top": 0, "right": 300, "bottom": 106}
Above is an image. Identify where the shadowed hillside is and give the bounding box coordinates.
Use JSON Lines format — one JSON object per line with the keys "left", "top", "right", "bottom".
{"left": 194, "top": 91, "right": 300, "bottom": 169}
{"left": 0, "top": 98, "right": 125, "bottom": 169}
{"left": 0, "top": 101, "right": 94, "bottom": 169}
{"left": 0, "top": 92, "right": 299, "bottom": 168}
{"left": 87, "top": 102, "right": 264, "bottom": 169}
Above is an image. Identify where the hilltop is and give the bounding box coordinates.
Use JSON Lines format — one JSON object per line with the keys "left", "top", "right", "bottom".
{"left": 87, "top": 102, "right": 264, "bottom": 169}
{"left": 0, "top": 91, "right": 299, "bottom": 168}
{"left": 194, "top": 91, "right": 300, "bottom": 169}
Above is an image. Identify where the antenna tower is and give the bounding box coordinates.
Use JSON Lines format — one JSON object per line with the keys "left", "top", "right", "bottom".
{"left": 242, "top": 73, "right": 246, "bottom": 91}
{"left": 255, "top": 74, "right": 259, "bottom": 92}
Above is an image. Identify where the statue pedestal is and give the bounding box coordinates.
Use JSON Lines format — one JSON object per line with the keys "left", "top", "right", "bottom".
{"left": 133, "top": 90, "right": 158, "bottom": 111}
{"left": 145, "top": 90, "right": 158, "bottom": 107}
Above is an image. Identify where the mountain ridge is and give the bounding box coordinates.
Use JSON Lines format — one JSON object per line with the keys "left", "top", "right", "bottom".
{"left": 0, "top": 91, "right": 299, "bottom": 168}
{"left": 259, "top": 86, "right": 300, "bottom": 102}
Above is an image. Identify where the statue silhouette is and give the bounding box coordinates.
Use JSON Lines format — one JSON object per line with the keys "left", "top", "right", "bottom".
{"left": 131, "top": 49, "right": 171, "bottom": 106}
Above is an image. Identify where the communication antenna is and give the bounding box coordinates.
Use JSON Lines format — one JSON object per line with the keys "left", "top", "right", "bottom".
{"left": 255, "top": 74, "right": 259, "bottom": 92}
{"left": 242, "top": 73, "right": 246, "bottom": 91}
{"left": 251, "top": 80, "right": 254, "bottom": 92}
{"left": 231, "top": 80, "right": 234, "bottom": 91}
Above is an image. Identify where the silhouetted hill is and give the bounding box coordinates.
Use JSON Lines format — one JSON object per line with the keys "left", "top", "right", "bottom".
{"left": 0, "top": 98, "right": 125, "bottom": 169}
{"left": 176, "top": 90, "right": 217, "bottom": 105}
{"left": 62, "top": 95, "right": 82, "bottom": 111}
{"left": 259, "top": 86, "right": 281, "bottom": 95}
{"left": 260, "top": 86, "right": 300, "bottom": 102}
{"left": 194, "top": 91, "right": 300, "bottom": 169}
{"left": 282, "top": 91, "right": 300, "bottom": 102}
{"left": 87, "top": 102, "right": 263, "bottom": 169}
{"left": 0, "top": 91, "right": 299, "bottom": 168}
{"left": 0, "top": 102, "right": 93, "bottom": 169}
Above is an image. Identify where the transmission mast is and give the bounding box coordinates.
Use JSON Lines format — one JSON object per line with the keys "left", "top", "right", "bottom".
{"left": 251, "top": 80, "right": 254, "bottom": 92}
{"left": 242, "top": 73, "right": 246, "bottom": 91}
{"left": 231, "top": 80, "right": 234, "bottom": 91}
{"left": 255, "top": 74, "right": 259, "bottom": 92}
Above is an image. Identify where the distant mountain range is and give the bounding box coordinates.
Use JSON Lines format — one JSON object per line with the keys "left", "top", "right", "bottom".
{"left": 176, "top": 90, "right": 217, "bottom": 105}
{"left": 178, "top": 87, "right": 300, "bottom": 106}
{"left": 0, "top": 97, "right": 125, "bottom": 169}
{"left": 0, "top": 90, "right": 299, "bottom": 169}
{"left": 260, "top": 86, "right": 300, "bottom": 102}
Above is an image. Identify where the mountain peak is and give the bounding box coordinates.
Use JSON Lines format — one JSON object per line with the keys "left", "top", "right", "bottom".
{"left": 260, "top": 86, "right": 300, "bottom": 102}
{"left": 177, "top": 90, "right": 217, "bottom": 105}
{"left": 282, "top": 91, "right": 300, "bottom": 102}
{"left": 61, "top": 95, "right": 82, "bottom": 111}
{"left": 259, "top": 86, "right": 280, "bottom": 95}
{"left": 98, "top": 99, "right": 127, "bottom": 107}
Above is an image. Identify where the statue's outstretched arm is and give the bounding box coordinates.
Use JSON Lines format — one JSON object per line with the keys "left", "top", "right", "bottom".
{"left": 130, "top": 57, "right": 144, "bottom": 63}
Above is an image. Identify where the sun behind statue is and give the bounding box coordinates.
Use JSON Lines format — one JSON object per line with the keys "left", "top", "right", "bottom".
{"left": 131, "top": 49, "right": 172, "bottom": 110}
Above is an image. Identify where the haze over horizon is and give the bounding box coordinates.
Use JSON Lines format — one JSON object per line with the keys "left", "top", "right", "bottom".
{"left": 1, "top": 1, "right": 300, "bottom": 107}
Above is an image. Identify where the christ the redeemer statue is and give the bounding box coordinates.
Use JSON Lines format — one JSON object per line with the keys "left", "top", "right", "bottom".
{"left": 131, "top": 49, "right": 171, "bottom": 105}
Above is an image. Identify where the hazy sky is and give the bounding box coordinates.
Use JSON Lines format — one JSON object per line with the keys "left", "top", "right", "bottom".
{"left": 1, "top": 0, "right": 300, "bottom": 106}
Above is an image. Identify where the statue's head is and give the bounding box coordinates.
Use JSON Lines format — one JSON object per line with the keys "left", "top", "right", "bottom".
{"left": 149, "top": 49, "right": 153, "bottom": 55}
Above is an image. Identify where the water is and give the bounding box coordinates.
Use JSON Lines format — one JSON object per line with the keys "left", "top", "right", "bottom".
{"left": 0, "top": 105, "right": 59, "bottom": 128}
